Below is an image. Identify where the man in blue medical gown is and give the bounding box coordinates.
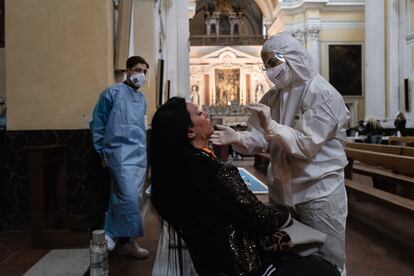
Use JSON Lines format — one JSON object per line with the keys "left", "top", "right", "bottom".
{"left": 91, "top": 56, "right": 149, "bottom": 259}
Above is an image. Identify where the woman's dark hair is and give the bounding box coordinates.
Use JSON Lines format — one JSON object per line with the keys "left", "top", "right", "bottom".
{"left": 150, "top": 97, "right": 194, "bottom": 274}
{"left": 150, "top": 97, "right": 193, "bottom": 222}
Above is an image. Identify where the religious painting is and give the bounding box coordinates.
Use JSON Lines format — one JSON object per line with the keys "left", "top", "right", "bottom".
{"left": 215, "top": 68, "right": 240, "bottom": 105}
{"left": 329, "top": 45, "right": 362, "bottom": 96}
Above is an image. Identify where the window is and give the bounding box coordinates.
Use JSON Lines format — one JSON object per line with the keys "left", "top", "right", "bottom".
{"left": 219, "top": 14, "right": 230, "bottom": 35}
{"left": 233, "top": 23, "right": 239, "bottom": 35}
{"left": 211, "top": 23, "right": 216, "bottom": 35}
{"left": 329, "top": 45, "right": 362, "bottom": 96}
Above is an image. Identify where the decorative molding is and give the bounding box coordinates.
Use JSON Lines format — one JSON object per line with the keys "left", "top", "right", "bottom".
{"left": 190, "top": 45, "right": 271, "bottom": 107}
{"left": 201, "top": 46, "right": 260, "bottom": 60}
{"left": 285, "top": 21, "right": 364, "bottom": 31}
{"left": 289, "top": 27, "right": 320, "bottom": 45}
{"left": 292, "top": 29, "right": 306, "bottom": 45}
{"left": 280, "top": 0, "right": 364, "bottom": 14}
{"left": 320, "top": 21, "right": 364, "bottom": 30}
{"left": 306, "top": 27, "right": 320, "bottom": 40}
{"left": 280, "top": 0, "right": 329, "bottom": 11}
{"left": 405, "top": 33, "right": 414, "bottom": 45}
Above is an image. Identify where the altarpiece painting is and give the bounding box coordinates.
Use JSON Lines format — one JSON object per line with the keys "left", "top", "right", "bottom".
{"left": 215, "top": 68, "right": 240, "bottom": 105}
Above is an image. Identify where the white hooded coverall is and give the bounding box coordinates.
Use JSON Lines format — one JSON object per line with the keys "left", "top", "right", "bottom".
{"left": 233, "top": 32, "right": 350, "bottom": 272}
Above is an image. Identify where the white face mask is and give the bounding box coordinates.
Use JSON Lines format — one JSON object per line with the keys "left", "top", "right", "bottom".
{"left": 266, "top": 63, "right": 291, "bottom": 89}
{"left": 129, "top": 73, "right": 146, "bottom": 88}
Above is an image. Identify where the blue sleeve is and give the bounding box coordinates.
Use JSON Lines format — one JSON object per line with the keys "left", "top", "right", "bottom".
{"left": 90, "top": 90, "right": 114, "bottom": 157}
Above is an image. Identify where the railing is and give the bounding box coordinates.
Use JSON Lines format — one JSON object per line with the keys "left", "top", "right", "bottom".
{"left": 190, "top": 35, "right": 267, "bottom": 46}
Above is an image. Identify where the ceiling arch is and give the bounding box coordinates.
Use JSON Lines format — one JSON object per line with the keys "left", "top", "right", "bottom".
{"left": 192, "top": 0, "right": 279, "bottom": 30}
{"left": 254, "top": 0, "right": 277, "bottom": 22}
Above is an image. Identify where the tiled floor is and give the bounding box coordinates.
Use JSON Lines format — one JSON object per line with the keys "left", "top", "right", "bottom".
{"left": 1, "top": 163, "right": 414, "bottom": 276}
{"left": 2, "top": 212, "right": 413, "bottom": 276}
{"left": 0, "top": 232, "right": 48, "bottom": 275}
{"left": 346, "top": 216, "right": 414, "bottom": 276}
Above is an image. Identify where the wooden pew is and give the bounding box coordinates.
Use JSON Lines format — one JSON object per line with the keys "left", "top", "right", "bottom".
{"left": 346, "top": 142, "right": 414, "bottom": 157}
{"left": 345, "top": 179, "right": 414, "bottom": 213}
{"left": 346, "top": 179, "right": 414, "bottom": 251}
{"left": 346, "top": 142, "right": 402, "bottom": 155}
{"left": 254, "top": 149, "right": 414, "bottom": 250}
{"left": 388, "top": 136, "right": 414, "bottom": 146}
{"left": 344, "top": 148, "right": 414, "bottom": 251}
{"left": 401, "top": 146, "right": 414, "bottom": 157}
{"left": 345, "top": 148, "right": 414, "bottom": 176}
{"left": 252, "top": 149, "right": 414, "bottom": 250}
{"left": 345, "top": 148, "right": 414, "bottom": 198}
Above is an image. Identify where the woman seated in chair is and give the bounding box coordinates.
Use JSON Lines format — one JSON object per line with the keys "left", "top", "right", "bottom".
{"left": 150, "top": 97, "right": 339, "bottom": 276}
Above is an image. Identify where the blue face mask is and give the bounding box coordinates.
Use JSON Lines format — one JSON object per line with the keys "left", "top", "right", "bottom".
{"left": 129, "top": 73, "right": 146, "bottom": 88}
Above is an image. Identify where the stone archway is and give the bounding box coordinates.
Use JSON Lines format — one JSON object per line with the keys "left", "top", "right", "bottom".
{"left": 191, "top": 0, "right": 279, "bottom": 35}
{"left": 254, "top": 0, "right": 277, "bottom": 22}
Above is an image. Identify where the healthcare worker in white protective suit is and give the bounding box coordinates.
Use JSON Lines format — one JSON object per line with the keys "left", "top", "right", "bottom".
{"left": 211, "top": 32, "right": 350, "bottom": 275}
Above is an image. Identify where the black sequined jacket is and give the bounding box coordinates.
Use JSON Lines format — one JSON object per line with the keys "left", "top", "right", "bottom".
{"left": 178, "top": 149, "right": 290, "bottom": 276}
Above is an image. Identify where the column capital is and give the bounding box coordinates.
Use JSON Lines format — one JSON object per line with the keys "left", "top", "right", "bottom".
{"left": 113, "top": 0, "right": 120, "bottom": 10}
{"left": 306, "top": 27, "right": 320, "bottom": 41}
{"left": 291, "top": 29, "right": 306, "bottom": 45}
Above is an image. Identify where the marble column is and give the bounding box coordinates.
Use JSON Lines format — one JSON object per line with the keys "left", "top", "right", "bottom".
{"left": 164, "top": 0, "right": 190, "bottom": 98}
{"left": 306, "top": 28, "right": 320, "bottom": 73}
{"left": 387, "top": 0, "right": 400, "bottom": 119}
{"left": 365, "top": 0, "right": 385, "bottom": 119}
{"left": 398, "top": 0, "right": 412, "bottom": 122}
{"left": 240, "top": 66, "right": 246, "bottom": 105}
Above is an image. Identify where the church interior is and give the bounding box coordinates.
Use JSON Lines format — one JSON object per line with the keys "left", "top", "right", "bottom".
{"left": 1, "top": 0, "right": 414, "bottom": 275}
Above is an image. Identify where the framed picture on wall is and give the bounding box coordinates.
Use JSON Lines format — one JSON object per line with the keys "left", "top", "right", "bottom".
{"left": 329, "top": 45, "right": 362, "bottom": 96}
{"left": 215, "top": 68, "right": 240, "bottom": 106}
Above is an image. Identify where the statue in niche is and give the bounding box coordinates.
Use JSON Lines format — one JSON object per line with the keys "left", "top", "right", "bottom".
{"left": 190, "top": 85, "right": 200, "bottom": 106}
{"left": 255, "top": 83, "right": 265, "bottom": 102}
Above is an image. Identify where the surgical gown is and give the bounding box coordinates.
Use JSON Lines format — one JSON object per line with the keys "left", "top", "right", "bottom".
{"left": 91, "top": 82, "right": 147, "bottom": 238}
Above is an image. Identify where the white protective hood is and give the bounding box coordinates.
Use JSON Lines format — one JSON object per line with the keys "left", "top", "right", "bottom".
{"left": 262, "top": 32, "right": 318, "bottom": 84}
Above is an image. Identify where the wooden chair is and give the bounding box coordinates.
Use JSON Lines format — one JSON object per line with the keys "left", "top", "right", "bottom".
{"left": 27, "top": 145, "right": 89, "bottom": 249}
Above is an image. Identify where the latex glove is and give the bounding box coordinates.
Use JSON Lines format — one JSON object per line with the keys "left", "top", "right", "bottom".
{"left": 246, "top": 103, "right": 274, "bottom": 132}
{"left": 210, "top": 125, "right": 241, "bottom": 145}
